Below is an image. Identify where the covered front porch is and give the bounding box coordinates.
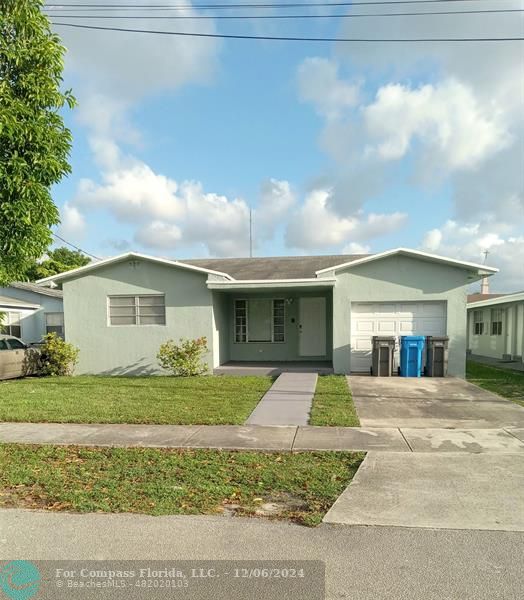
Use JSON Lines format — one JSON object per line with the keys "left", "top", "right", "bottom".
{"left": 214, "top": 360, "right": 334, "bottom": 376}
{"left": 210, "top": 278, "right": 335, "bottom": 372}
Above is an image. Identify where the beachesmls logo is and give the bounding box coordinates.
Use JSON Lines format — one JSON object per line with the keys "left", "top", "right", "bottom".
{"left": 0, "top": 561, "right": 41, "bottom": 600}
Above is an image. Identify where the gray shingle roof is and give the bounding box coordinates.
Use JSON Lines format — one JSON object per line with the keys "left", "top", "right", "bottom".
{"left": 182, "top": 254, "right": 368, "bottom": 280}
{"left": 9, "top": 282, "right": 63, "bottom": 298}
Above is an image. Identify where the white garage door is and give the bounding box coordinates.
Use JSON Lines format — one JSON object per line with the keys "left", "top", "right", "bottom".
{"left": 350, "top": 302, "right": 447, "bottom": 373}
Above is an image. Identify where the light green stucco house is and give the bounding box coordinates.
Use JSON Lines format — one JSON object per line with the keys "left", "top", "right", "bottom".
{"left": 467, "top": 291, "right": 524, "bottom": 367}
{"left": 40, "top": 248, "right": 497, "bottom": 377}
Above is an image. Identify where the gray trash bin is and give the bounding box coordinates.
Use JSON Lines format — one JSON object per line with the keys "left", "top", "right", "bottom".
{"left": 426, "top": 336, "right": 449, "bottom": 377}
{"left": 371, "top": 336, "right": 396, "bottom": 377}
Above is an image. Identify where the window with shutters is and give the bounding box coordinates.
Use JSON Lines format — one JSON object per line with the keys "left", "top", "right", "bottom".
{"left": 490, "top": 308, "right": 503, "bottom": 336}
{"left": 108, "top": 295, "right": 166, "bottom": 326}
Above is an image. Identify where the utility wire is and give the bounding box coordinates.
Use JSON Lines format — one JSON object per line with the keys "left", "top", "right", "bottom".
{"left": 51, "top": 22, "right": 524, "bottom": 41}
{"left": 46, "top": 8, "right": 524, "bottom": 19}
{"left": 43, "top": 0, "right": 509, "bottom": 10}
{"left": 52, "top": 233, "right": 101, "bottom": 261}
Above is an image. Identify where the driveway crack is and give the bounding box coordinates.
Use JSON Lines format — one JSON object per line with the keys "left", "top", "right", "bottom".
{"left": 398, "top": 428, "right": 414, "bottom": 452}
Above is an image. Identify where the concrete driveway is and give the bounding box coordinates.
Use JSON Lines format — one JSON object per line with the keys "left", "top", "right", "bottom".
{"left": 349, "top": 376, "right": 524, "bottom": 429}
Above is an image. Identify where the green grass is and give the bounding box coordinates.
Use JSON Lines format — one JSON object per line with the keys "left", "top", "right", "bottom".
{"left": 0, "top": 376, "right": 273, "bottom": 425}
{"left": 467, "top": 361, "right": 524, "bottom": 407}
{"left": 0, "top": 444, "right": 364, "bottom": 526}
{"left": 309, "top": 375, "right": 360, "bottom": 427}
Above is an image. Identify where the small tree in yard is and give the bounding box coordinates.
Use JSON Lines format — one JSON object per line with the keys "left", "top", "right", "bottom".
{"left": 157, "top": 337, "right": 209, "bottom": 377}
{"left": 39, "top": 332, "right": 79, "bottom": 376}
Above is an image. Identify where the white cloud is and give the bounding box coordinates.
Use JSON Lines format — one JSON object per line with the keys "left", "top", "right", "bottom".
{"left": 419, "top": 220, "right": 524, "bottom": 291}
{"left": 363, "top": 80, "right": 510, "bottom": 170}
{"left": 58, "top": 203, "right": 86, "bottom": 239}
{"left": 343, "top": 242, "right": 371, "bottom": 255}
{"left": 254, "top": 179, "right": 297, "bottom": 242}
{"left": 286, "top": 188, "right": 407, "bottom": 250}
{"left": 297, "top": 57, "right": 360, "bottom": 119}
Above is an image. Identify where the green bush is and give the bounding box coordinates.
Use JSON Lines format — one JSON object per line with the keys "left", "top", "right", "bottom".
{"left": 157, "top": 337, "right": 209, "bottom": 377}
{"left": 39, "top": 333, "right": 79, "bottom": 376}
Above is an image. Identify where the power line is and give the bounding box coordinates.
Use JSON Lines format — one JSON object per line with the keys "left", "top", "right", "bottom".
{"left": 51, "top": 22, "right": 524, "bottom": 41}
{"left": 46, "top": 8, "right": 524, "bottom": 19}
{"left": 52, "top": 233, "right": 101, "bottom": 261}
{"left": 43, "top": 0, "right": 509, "bottom": 10}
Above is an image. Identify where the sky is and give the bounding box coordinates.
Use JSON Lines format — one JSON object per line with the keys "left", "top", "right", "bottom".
{"left": 45, "top": 0, "right": 524, "bottom": 291}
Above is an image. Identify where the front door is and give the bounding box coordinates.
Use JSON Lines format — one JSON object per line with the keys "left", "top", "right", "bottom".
{"left": 299, "top": 297, "right": 326, "bottom": 357}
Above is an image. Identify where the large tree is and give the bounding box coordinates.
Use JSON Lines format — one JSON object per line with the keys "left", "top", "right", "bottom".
{"left": 0, "top": 0, "right": 75, "bottom": 285}
{"left": 24, "top": 246, "right": 91, "bottom": 281}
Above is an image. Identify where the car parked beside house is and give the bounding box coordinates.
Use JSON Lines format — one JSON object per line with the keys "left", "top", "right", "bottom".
{"left": 0, "top": 282, "right": 64, "bottom": 344}
{"left": 0, "top": 334, "right": 40, "bottom": 380}
{"left": 38, "top": 248, "right": 497, "bottom": 378}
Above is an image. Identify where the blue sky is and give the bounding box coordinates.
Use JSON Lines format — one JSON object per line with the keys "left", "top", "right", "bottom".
{"left": 48, "top": 1, "right": 523, "bottom": 290}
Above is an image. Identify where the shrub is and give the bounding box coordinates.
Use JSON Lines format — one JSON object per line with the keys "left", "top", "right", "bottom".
{"left": 39, "top": 333, "right": 79, "bottom": 376}
{"left": 157, "top": 337, "right": 209, "bottom": 377}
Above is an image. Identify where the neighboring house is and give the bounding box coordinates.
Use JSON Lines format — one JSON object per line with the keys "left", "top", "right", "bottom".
{"left": 38, "top": 248, "right": 497, "bottom": 377}
{"left": 467, "top": 291, "right": 524, "bottom": 366}
{"left": 0, "top": 283, "right": 64, "bottom": 343}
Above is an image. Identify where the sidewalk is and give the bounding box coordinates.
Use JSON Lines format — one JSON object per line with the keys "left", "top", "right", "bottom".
{"left": 0, "top": 422, "right": 522, "bottom": 453}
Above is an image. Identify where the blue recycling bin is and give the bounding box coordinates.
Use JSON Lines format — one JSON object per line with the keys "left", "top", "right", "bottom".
{"left": 400, "top": 336, "right": 425, "bottom": 377}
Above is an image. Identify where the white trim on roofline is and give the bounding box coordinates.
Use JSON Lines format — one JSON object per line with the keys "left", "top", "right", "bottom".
{"left": 0, "top": 297, "right": 41, "bottom": 309}
{"left": 207, "top": 278, "right": 336, "bottom": 290}
{"left": 36, "top": 252, "right": 235, "bottom": 284}
{"left": 315, "top": 247, "right": 499, "bottom": 276}
{"left": 468, "top": 291, "right": 524, "bottom": 309}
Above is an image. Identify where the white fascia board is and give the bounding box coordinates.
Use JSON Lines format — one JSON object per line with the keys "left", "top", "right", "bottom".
{"left": 207, "top": 278, "right": 336, "bottom": 290}
{"left": 0, "top": 298, "right": 40, "bottom": 309}
{"left": 468, "top": 292, "right": 524, "bottom": 309}
{"left": 36, "top": 252, "right": 234, "bottom": 284}
{"left": 315, "top": 247, "right": 499, "bottom": 276}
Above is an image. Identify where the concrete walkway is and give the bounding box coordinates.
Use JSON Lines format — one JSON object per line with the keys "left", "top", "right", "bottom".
{"left": 469, "top": 354, "right": 524, "bottom": 372}
{"left": 245, "top": 372, "right": 317, "bottom": 426}
{"left": 0, "top": 422, "right": 523, "bottom": 453}
{"left": 324, "top": 451, "right": 524, "bottom": 531}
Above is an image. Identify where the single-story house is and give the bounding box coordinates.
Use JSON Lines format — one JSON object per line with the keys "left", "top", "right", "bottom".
{"left": 38, "top": 248, "right": 497, "bottom": 377}
{"left": 0, "top": 282, "right": 64, "bottom": 343}
{"left": 467, "top": 291, "right": 524, "bottom": 366}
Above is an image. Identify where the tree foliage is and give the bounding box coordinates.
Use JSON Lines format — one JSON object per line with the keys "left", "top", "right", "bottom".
{"left": 39, "top": 332, "right": 79, "bottom": 376}
{"left": 157, "top": 337, "right": 210, "bottom": 377}
{"left": 24, "top": 246, "right": 91, "bottom": 280}
{"left": 0, "top": 0, "right": 75, "bottom": 285}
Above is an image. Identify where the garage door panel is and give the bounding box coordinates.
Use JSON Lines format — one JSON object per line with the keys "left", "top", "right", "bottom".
{"left": 351, "top": 302, "right": 446, "bottom": 373}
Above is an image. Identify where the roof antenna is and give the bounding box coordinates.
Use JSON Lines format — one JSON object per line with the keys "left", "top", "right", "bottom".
{"left": 249, "top": 208, "right": 253, "bottom": 258}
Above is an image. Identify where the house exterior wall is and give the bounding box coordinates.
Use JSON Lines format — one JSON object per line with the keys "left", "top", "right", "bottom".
{"left": 212, "top": 292, "right": 230, "bottom": 367}
{"left": 467, "top": 300, "right": 524, "bottom": 362}
{"left": 0, "top": 287, "right": 63, "bottom": 343}
{"left": 62, "top": 260, "right": 215, "bottom": 375}
{"left": 324, "top": 255, "right": 470, "bottom": 377}
{"left": 223, "top": 290, "right": 333, "bottom": 362}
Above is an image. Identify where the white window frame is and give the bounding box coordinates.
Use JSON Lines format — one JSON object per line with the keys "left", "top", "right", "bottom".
{"left": 107, "top": 294, "right": 166, "bottom": 327}
{"left": 473, "top": 310, "right": 484, "bottom": 336}
{"left": 1, "top": 312, "right": 22, "bottom": 338}
{"left": 490, "top": 308, "right": 503, "bottom": 336}
{"left": 233, "top": 298, "right": 286, "bottom": 344}
{"left": 45, "top": 312, "right": 65, "bottom": 338}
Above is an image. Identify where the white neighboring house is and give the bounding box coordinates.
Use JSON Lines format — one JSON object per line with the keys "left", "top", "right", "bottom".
{"left": 0, "top": 282, "right": 64, "bottom": 343}
{"left": 467, "top": 291, "right": 524, "bottom": 367}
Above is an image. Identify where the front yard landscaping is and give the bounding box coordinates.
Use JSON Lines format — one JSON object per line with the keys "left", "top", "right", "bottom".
{"left": 0, "top": 444, "right": 364, "bottom": 526}
{"left": 467, "top": 361, "right": 524, "bottom": 407}
{"left": 309, "top": 375, "right": 360, "bottom": 427}
{"left": 0, "top": 375, "right": 273, "bottom": 425}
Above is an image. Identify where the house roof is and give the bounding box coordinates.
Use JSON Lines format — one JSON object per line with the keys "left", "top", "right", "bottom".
{"left": 315, "top": 248, "right": 498, "bottom": 276}
{"left": 9, "top": 282, "right": 63, "bottom": 298}
{"left": 183, "top": 255, "right": 367, "bottom": 280}
{"left": 36, "top": 252, "right": 235, "bottom": 284}
{"left": 467, "top": 293, "right": 505, "bottom": 304}
{"left": 0, "top": 295, "right": 40, "bottom": 309}
{"left": 468, "top": 291, "right": 524, "bottom": 309}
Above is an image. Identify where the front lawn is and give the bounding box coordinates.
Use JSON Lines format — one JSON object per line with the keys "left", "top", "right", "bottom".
{"left": 466, "top": 361, "right": 524, "bottom": 407}
{"left": 0, "top": 376, "right": 273, "bottom": 425}
{"left": 0, "top": 444, "right": 364, "bottom": 526}
{"left": 309, "top": 375, "right": 360, "bottom": 427}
